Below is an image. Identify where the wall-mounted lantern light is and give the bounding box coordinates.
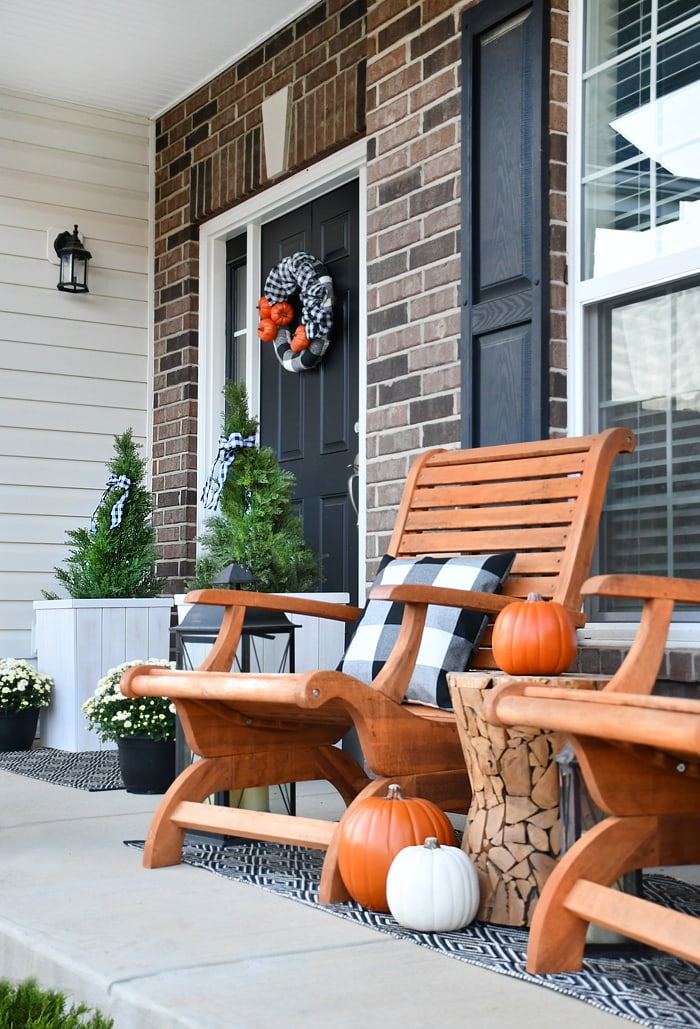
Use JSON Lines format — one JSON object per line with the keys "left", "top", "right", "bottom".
{"left": 54, "top": 225, "right": 91, "bottom": 293}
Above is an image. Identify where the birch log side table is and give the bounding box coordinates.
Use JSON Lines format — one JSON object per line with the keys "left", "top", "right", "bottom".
{"left": 447, "top": 672, "right": 609, "bottom": 928}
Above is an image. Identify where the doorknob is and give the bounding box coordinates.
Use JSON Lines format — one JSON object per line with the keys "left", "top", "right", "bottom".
{"left": 347, "top": 453, "right": 359, "bottom": 525}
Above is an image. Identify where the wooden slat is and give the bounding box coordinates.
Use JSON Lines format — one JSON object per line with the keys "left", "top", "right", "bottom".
{"left": 565, "top": 880, "right": 700, "bottom": 965}
{"left": 397, "top": 525, "right": 571, "bottom": 555}
{"left": 404, "top": 500, "right": 576, "bottom": 532}
{"left": 411, "top": 476, "right": 582, "bottom": 508}
{"left": 502, "top": 576, "right": 558, "bottom": 599}
{"left": 417, "top": 451, "right": 587, "bottom": 486}
{"left": 171, "top": 802, "right": 337, "bottom": 850}
{"left": 422, "top": 435, "right": 599, "bottom": 467}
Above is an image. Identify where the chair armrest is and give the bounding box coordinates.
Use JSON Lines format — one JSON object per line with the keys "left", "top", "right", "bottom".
{"left": 580, "top": 573, "right": 700, "bottom": 696}
{"left": 369, "top": 583, "right": 513, "bottom": 614}
{"left": 483, "top": 680, "right": 700, "bottom": 762}
{"left": 186, "top": 588, "right": 362, "bottom": 623}
{"left": 582, "top": 574, "right": 700, "bottom": 606}
{"left": 362, "top": 586, "right": 513, "bottom": 706}
{"left": 184, "top": 589, "right": 361, "bottom": 673}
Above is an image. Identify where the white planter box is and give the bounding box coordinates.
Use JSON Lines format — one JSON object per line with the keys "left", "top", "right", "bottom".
{"left": 33, "top": 598, "right": 174, "bottom": 752}
{"left": 279, "top": 593, "right": 350, "bottom": 673}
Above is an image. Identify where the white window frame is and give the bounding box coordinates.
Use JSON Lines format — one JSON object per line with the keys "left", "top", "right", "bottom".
{"left": 568, "top": 0, "right": 700, "bottom": 647}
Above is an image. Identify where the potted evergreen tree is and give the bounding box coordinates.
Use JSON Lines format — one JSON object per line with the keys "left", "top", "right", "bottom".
{"left": 34, "top": 430, "right": 173, "bottom": 752}
{"left": 182, "top": 382, "right": 348, "bottom": 676}
{"left": 190, "top": 381, "right": 321, "bottom": 593}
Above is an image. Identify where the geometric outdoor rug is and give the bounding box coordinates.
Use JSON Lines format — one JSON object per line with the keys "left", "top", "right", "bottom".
{"left": 125, "top": 837, "right": 700, "bottom": 1028}
{"left": 0, "top": 747, "right": 123, "bottom": 791}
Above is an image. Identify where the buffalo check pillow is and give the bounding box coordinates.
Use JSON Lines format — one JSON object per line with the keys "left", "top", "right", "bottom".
{"left": 338, "top": 552, "right": 515, "bottom": 709}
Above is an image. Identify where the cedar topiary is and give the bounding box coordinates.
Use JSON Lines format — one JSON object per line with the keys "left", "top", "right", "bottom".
{"left": 43, "top": 429, "right": 164, "bottom": 599}
{"left": 189, "top": 381, "right": 321, "bottom": 593}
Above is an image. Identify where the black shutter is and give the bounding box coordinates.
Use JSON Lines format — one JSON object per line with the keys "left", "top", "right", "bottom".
{"left": 461, "top": 0, "right": 550, "bottom": 447}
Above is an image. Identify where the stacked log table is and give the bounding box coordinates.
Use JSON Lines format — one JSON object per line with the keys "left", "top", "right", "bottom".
{"left": 448, "top": 673, "right": 608, "bottom": 927}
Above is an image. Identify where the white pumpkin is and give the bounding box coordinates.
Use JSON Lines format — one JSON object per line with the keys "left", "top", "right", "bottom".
{"left": 386, "top": 837, "right": 480, "bottom": 932}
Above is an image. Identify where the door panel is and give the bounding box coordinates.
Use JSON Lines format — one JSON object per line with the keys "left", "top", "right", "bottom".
{"left": 461, "top": 0, "right": 549, "bottom": 447}
{"left": 260, "top": 181, "right": 360, "bottom": 603}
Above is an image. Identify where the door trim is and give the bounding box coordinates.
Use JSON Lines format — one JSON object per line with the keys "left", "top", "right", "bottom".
{"left": 197, "top": 139, "right": 368, "bottom": 598}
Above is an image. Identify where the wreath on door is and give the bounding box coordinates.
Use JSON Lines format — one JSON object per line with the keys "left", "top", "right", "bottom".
{"left": 257, "top": 252, "right": 334, "bottom": 372}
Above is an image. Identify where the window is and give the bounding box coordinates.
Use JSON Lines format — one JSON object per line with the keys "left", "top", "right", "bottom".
{"left": 226, "top": 235, "right": 247, "bottom": 383}
{"left": 579, "top": 0, "right": 700, "bottom": 619}
{"left": 591, "top": 277, "right": 700, "bottom": 615}
{"left": 582, "top": 2, "right": 700, "bottom": 279}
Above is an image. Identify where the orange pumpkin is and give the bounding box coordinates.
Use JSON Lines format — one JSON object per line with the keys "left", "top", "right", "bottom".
{"left": 270, "top": 301, "right": 294, "bottom": 326}
{"left": 491, "top": 592, "right": 577, "bottom": 675}
{"left": 257, "top": 317, "right": 277, "bottom": 342}
{"left": 336, "top": 783, "right": 457, "bottom": 911}
{"left": 290, "top": 327, "right": 310, "bottom": 351}
{"left": 257, "top": 295, "right": 271, "bottom": 319}
{"left": 290, "top": 325, "right": 309, "bottom": 352}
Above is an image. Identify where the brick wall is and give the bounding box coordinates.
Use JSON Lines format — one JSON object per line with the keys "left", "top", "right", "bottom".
{"left": 363, "top": 0, "right": 568, "bottom": 576}
{"left": 151, "top": 0, "right": 568, "bottom": 592}
{"left": 152, "top": 0, "right": 367, "bottom": 590}
{"left": 365, "top": 1, "right": 463, "bottom": 573}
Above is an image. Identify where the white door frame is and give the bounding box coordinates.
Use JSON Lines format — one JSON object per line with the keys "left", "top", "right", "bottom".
{"left": 197, "top": 138, "right": 367, "bottom": 598}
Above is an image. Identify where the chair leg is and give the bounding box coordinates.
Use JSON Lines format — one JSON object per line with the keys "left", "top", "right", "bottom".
{"left": 144, "top": 755, "right": 237, "bottom": 868}
{"left": 526, "top": 813, "right": 658, "bottom": 973}
{"left": 313, "top": 744, "right": 370, "bottom": 805}
{"left": 143, "top": 745, "right": 370, "bottom": 870}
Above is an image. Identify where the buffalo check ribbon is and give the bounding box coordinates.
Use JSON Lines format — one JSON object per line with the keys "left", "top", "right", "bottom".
{"left": 91, "top": 474, "right": 132, "bottom": 531}
{"left": 201, "top": 432, "right": 256, "bottom": 511}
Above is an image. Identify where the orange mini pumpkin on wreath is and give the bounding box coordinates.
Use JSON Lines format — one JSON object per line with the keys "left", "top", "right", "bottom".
{"left": 257, "top": 252, "right": 334, "bottom": 372}
{"left": 290, "top": 325, "right": 309, "bottom": 352}
{"left": 256, "top": 317, "right": 277, "bottom": 343}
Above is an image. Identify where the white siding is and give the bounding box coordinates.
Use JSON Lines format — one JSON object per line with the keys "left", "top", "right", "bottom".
{"left": 0, "top": 90, "right": 153, "bottom": 658}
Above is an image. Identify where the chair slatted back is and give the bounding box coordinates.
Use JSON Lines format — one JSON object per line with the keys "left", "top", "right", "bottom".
{"left": 387, "top": 428, "right": 635, "bottom": 668}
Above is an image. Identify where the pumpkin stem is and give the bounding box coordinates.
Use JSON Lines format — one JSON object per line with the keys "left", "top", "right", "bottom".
{"left": 424, "top": 837, "right": 440, "bottom": 850}
{"left": 386, "top": 783, "right": 403, "bottom": 800}
{"left": 526, "top": 592, "right": 544, "bottom": 602}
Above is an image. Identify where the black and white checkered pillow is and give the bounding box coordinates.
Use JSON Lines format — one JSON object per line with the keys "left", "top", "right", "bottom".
{"left": 338, "top": 553, "right": 515, "bottom": 709}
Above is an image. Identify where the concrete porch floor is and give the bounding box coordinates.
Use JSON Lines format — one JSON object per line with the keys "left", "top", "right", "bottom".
{"left": 0, "top": 769, "right": 663, "bottom": 1028}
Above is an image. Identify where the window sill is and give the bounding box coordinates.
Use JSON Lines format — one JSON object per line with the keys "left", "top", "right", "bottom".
{"left": 578, "top": 624, "right": 700, "bottom": 648}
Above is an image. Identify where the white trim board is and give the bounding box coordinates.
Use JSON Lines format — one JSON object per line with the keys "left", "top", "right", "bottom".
{"left": 197, "top": 139, "right": 368, "bottom": 602}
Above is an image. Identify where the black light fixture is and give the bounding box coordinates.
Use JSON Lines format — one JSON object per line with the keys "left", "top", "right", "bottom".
{"left": 54, "top": 224, "right": 91, "bottom": 293}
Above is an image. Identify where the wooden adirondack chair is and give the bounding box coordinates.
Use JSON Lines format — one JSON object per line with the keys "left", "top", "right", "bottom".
{"left": 483, "top": 573, "right": 700, "bottom": 971}
{"left": 121, "top": 427, "right": 634, "bottom": 903}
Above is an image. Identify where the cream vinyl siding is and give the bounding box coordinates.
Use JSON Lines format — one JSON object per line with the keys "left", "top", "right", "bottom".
{"left": 0, "top": 90, "right": 152, "bottom": 658}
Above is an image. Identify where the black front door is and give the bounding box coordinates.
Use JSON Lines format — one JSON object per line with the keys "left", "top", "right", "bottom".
{"left": 260, "top": 181, "right": 360, "bottom": 604}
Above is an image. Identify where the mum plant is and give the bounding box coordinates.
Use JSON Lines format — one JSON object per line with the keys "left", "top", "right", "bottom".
{"left": 0, "top": 659, "right": 54, "bottom": 713}
{"left": 82, "top": 659, "right": 176, "bottom": 743}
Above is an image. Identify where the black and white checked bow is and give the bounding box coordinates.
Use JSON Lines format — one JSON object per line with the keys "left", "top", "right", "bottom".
{"left": 201, "top": 432, "right": 256, "bottom": 511}
{"left": 91, "top": 474, "right": 132, "bottom": 531}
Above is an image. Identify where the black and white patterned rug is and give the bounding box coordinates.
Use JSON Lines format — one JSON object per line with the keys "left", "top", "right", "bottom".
{"left": 125, "top": 837, "right": 700, "bottom": 1028}
{"left": 0, "top": 747, "right": 123, "bottom": 791}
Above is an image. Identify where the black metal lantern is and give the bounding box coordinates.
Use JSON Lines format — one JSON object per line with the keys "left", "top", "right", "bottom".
{"left": 555, "top": 743, "right": 642, "bottom": 945}
{"left": 212, "top": 562, "right": 258, "bottom": 589}
{"left": 54, "top": 225, "right": 91, "bottom": 293}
